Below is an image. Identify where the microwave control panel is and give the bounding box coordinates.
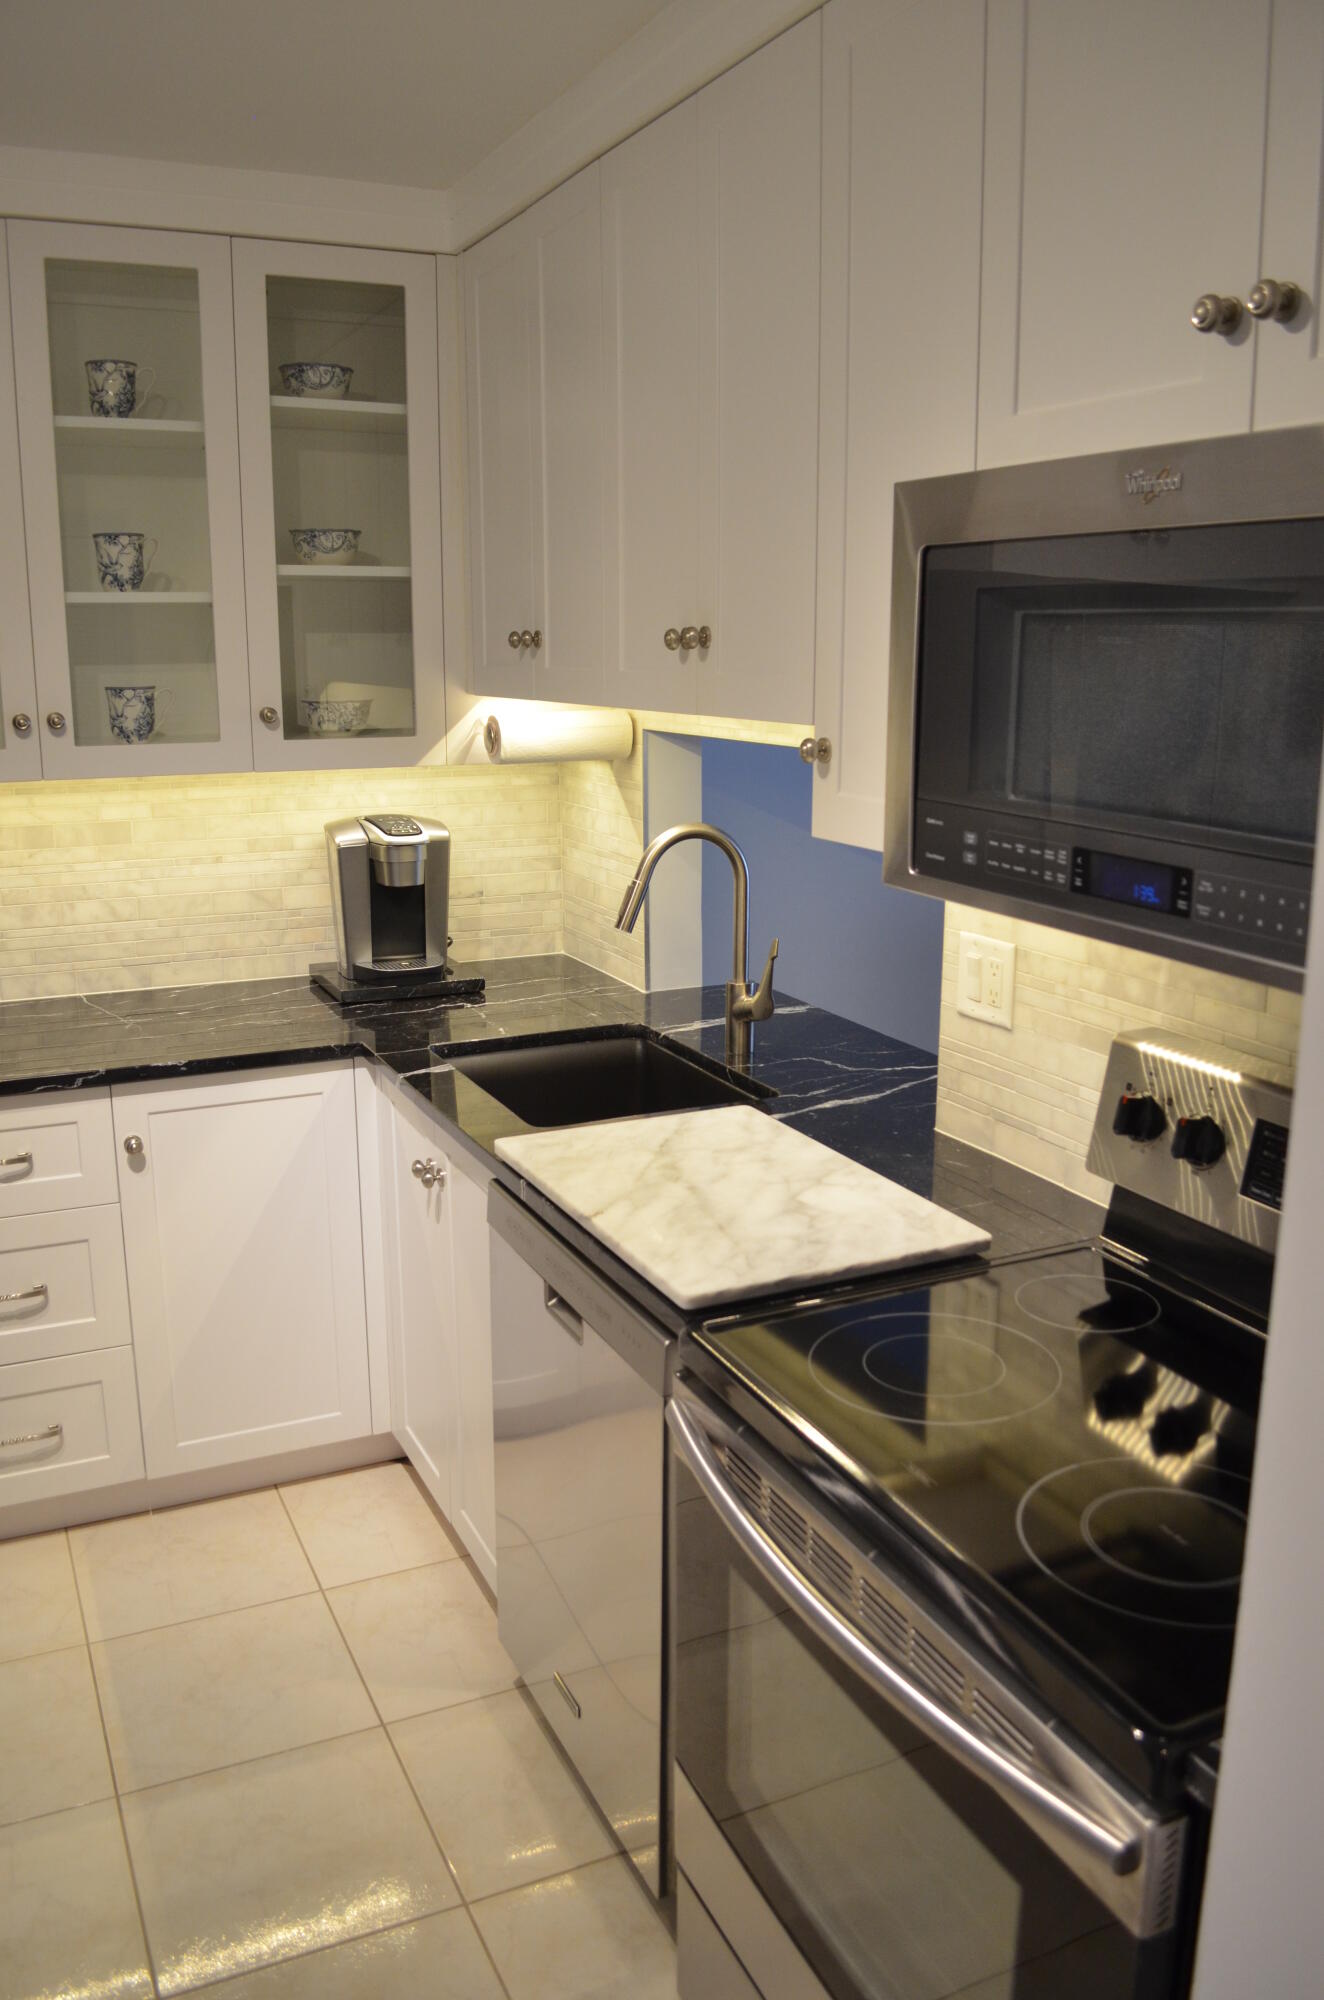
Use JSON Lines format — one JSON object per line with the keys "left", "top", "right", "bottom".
{"left": 913, "top": 801, "right": 1311, "bottom": 973}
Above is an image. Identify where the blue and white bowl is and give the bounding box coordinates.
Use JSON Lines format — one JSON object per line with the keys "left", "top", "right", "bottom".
{"left": 289, "top": 528, "right": 361, "bottom": 566}
{"left": 299, "top": 697, "right": 372, "bottom": 736}
{"left": 278, "top": 362, "right": 353, "bottom": 399}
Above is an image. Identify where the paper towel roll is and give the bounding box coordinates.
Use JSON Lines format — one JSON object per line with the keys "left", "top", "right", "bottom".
{"left": 483, "top": 706, "right": 634, "bottom": 764}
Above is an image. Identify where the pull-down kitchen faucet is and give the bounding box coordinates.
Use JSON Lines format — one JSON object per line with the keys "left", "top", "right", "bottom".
{"left": 615, "top": 822, "right": 778, "bottom": 1068}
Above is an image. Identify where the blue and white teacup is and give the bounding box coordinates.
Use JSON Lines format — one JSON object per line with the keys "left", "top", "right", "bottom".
{"left": 278, "top": 361, "right": 353, "bottom": 399}
{"left": 105, "top": 684, "right": 174, "bottom": 744}
{"left": 93, "top": 532, "right": 158, "bottom": 591}
{"left": 289, "top": 527, "right": 361, "bottom": 565}
{"left": 85, "top": 359, "right": 156, "bottom": 419}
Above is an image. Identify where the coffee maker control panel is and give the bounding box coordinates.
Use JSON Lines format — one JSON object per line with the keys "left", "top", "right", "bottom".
{"left": 363, "top": 815, "right": 423, "bottom": 839}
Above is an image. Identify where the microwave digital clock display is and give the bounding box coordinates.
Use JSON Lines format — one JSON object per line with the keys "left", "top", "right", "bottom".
{"left": 1071, "top": 849, "right": 1193, "bottom": 918}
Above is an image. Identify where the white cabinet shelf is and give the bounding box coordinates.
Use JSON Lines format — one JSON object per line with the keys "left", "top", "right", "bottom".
{"left": 270, "top": 395, "right": 406, "bottom": 432}
{"left": 274, "top": 563, "right": 411, "bottom": 581}
{"left": 64, "top": 589, "right": 212, "bottom": 605}
{"left": 54, "top": 416, "right": 205, "bottom": 447}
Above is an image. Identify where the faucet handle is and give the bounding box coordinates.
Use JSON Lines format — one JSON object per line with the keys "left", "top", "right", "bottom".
{"left": 740, "top": 937, "right": 779, "bottom": 1023}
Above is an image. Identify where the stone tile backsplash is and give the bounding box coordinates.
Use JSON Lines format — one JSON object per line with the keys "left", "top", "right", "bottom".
{"left": 936, "top": 901, "right": 1302, "bottom": 1201}
{"left": 0, "top": 761, "right": 643, "bottom": 1001}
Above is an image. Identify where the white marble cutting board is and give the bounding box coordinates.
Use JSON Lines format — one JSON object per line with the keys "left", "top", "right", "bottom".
{"left": 495, "top": 1104, "right": 991, "bottom": 1309}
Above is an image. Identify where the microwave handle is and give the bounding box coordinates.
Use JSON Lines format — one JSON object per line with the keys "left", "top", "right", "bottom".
{"left": 667, "top": 1394, "right": 1146, "bottom": 1885}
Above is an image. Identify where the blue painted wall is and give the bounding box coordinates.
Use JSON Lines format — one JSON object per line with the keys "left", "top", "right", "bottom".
{"left": 699, "top": 739, "right": 943, "bottom": 1052}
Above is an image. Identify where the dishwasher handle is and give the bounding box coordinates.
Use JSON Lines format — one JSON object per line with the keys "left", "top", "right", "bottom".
{"left": 544, "top": 1283, "right": 585, "bottom": 1344}
{"left": 667, "top": 1393, "right": 1173, "bottom": 1926}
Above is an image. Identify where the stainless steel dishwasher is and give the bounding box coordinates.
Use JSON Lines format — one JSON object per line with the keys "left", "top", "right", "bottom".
{"left": 488, "top": 1183, "right": 673, "bottom": 1900}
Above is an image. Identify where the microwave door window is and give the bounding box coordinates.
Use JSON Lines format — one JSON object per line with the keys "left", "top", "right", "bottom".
{"left": 917, "top": 521, "right": 1324, "bottom": 854}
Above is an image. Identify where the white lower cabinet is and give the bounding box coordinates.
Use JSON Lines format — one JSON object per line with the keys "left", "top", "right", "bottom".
{"left": 114, "top": 1063, "right": 372, "bottom": 1479}
{"left": 0, "top": 1347, "right": 144, "bottom": 1505}
{"left": 380, "top": 1075, "right": 497, "bottom": 1589}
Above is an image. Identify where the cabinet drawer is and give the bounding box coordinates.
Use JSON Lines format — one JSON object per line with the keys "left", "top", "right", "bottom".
{"left": 0, "top": 1090, "right": 118, "bottom": 1217}
{"left": 0, "top": 1345, "right": 144, "bottom": 1507}
{"left": 0, "top": 1206, "right": 132, "bottom": 1367}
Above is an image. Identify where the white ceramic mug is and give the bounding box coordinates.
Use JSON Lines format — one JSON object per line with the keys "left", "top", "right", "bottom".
{"left": 85, "top": 360, "right": 157, "bottom": 419}
{"left": 93, "top": 532, "right": 159, "bottom": 591}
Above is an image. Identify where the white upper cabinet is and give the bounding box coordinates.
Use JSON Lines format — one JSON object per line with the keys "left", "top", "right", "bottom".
{"left": 978, "top": 0, "right": 1271, "bottom": 467}
{"left": 0, "top": 225, "right": 41, "bottom": 782}
{"left": 1252, "top": 0, "right": 1324, "bottom": 431}
{"left": 463, "top": 163, "right": 606, "bottom": 706}
{"left": 233, "top": 239, "right": 448, "bottom": 768}
{"left": 9, "top": 220, "right": 253, "bottom": 777}
{"left": 602, "top": 18, "right": 821, "bottom": 724}
{"left": 810, "top": 0, "right": 985, "bottom": 850}
{"left": 602, "top": 93, "right": 706, "bottom": 715}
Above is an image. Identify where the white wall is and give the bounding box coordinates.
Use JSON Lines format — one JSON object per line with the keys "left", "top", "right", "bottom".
{"left": 1192, "top": 796, "right": 1324, "bottom": 1997}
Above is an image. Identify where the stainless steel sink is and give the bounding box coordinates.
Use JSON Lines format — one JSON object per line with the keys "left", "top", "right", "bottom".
{"left": 449, "top": 1030, "right": 774, "bottom": 1129}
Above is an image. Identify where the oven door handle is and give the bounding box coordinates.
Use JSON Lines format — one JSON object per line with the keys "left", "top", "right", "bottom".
{"left": 667, "top": 1395, "right": 1147, "bottom": 1885}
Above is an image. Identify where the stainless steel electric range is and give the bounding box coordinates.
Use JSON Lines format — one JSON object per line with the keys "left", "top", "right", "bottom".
{"left": 668, "top": 1029, "right": 1290, "bottom": 2000}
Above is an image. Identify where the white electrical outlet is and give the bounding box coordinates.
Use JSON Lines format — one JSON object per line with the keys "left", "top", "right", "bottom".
{"left": 956, "top": 932, "right": 1016, "bottom": 1028}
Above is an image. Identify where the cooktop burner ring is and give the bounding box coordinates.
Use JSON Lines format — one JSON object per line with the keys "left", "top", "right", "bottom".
{"left": 1014, "top": 1271, "right": 1162, "bottom": 1335}
{"left": 1016, "top": 1459, "right": 1249, "bottom": 1628}
{"left": 807, "top": 1312, "right": 1063, "bottom": 1427}
{"left": 1080, "top": 1487, "right": 1247, "bottom": 1590}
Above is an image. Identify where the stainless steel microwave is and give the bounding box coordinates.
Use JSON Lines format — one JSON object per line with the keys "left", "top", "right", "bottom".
{"left": 883, "top": 424, "right": 1324, "bottom": 989}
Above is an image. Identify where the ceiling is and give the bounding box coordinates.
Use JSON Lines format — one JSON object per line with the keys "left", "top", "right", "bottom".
{"left": 0, "top": 0, "right": 676, "bottom": 190}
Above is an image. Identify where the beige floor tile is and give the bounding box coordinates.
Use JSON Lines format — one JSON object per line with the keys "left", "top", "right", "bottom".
{"left": 71, "top": 1489, "right": 316, "bottom": 1641}
{"left": 92, "top": 1594, "right": 377, "bottom": 1792}
{"left": 328, "top": 1560, "right": 516, "bottom": 1721}
{"left": 391, "top": 1689, "right": 615, "bottom": 1899}
{"left": 472, "top": 1854, "right": 677, "bottom": 2000}
{"left": 0, "top": 1531, "right": 84, "bottom": 1664}
{"left": 188, "top": 1909, "right": 505, "bottom": 1999}
{"left": 0, "top": 1798, "right": 152, "bottom": 1999}
{"left": 279, "top": 1463, "right": 459, "bottom": 1588}
{"left": 120, "top": 1729, "right": 459, "bottom": 1996}
{"left": 0, "top": 1645, "right": 113, "bottom": 1827}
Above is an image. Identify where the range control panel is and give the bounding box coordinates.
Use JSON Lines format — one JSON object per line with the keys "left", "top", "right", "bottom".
{"left": 913, "top": 802, "right": 1310, "bottom": 973}
{"left": 1086, "top": 1030, "right": 1294, "bottom": 1255}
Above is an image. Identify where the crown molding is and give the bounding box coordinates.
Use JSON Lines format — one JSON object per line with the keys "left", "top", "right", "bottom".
{"left": 433, "top": 0, "right": 824, "bottom": 249}
{"left": 0, "top": 145, "right": 456, "bottom": 253}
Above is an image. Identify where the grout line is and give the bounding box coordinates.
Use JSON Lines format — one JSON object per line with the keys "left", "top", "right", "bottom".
{"left": 80, "top": 1586, "right": 324, "bottom": 1651}
{"left": 65, "top": 1526, "right": 163, "bottom": 2000}
{"left": 275, "top": 1481, "right": 518, "bottom": 2000}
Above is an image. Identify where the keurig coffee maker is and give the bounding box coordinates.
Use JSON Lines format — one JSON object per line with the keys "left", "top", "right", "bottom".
{"left": 310, "top": 814, "right": 485, "bottom": 1006}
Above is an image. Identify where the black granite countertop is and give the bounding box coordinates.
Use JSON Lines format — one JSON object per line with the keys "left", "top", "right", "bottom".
{"left": 0, "top": 955, "right": 1100, "bottom": 1301}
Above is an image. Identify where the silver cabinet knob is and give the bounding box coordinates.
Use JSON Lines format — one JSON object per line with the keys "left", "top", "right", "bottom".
{"left": 123, "top": 1135, "right": 144, "bottom": 1157}
{"left": 11, "top": 713, "right": 31, "bottom": 737}
{"left": 1190, "top": 293, "right": 1243, "bottom": 335}
{"left": 45, "top": 711, "right": 66, "bottom": 734}
{"left": 530, "top": 629, "right": 542, "bottom": 650}
{"left": 258, "top": 705, "right": 279, "bottom": 727}
{"left": 519, "top": 629, "right": 534, "bottom": 648}
{"left": 799, "top": 735, "right": 832, "bottom": 766}
{"left": 508, "top": 630, "right": 522, "bottom": 650}
{"left": 679, "top": 625, "right": 711, "bottom": 652}
{"left": 1247, "top": 278, "right": 1302, "bottom": 323}
{"left": 664, "top": 628, "right": 682, "bottom": 651}
{"left": 411, "top": 1157, "right": 445, "bottom": 1190}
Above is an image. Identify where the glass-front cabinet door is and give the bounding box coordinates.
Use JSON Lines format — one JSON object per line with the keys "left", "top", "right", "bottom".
{"left": 0, "top": 224, "right": 42, "bottom": 782}
{"left": 8, "top": 221, "right": 252, "bottom": 778}
{"left": 233, "top": 241, "right": 447, "bottom": 769}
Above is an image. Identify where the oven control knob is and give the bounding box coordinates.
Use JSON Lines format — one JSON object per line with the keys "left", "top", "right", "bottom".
{"left": 1112, "top": 1093, "right": 1167, "bottom": 1143}
{"left": 1171, "top": 1115, "right": 1226, "bottom": 1168}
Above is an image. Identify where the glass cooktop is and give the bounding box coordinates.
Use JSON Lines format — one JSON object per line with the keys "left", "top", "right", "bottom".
{"left": 685, "top": 1244, "right": 1263, "bottom": 1778}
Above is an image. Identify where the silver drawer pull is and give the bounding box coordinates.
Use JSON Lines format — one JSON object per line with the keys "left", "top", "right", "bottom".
{"left": 0, "top": 1282, "right": 49, "bottom": 1312}
{"left": 544, "top": 1284, "right": 584, "bottom": 1344}
{"left": 1, "top": 1421, "right": 63, "bottom": 1451}
{"left": 553, "top": 1671, "right": 582, "bottom": 1719}
{"left": 0, "top": 1152, "right": 34, "bottom": 1176}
